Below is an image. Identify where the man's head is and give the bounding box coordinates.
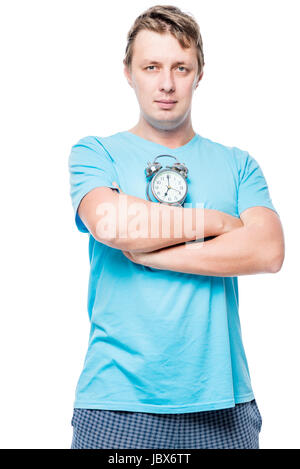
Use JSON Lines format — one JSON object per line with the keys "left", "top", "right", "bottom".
{"left": 123, "top": 5, "right": 205, "bottom": 132}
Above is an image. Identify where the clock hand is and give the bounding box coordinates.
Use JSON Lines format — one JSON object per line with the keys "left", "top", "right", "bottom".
{"left": 163, "top": 183, "right": 171, "bottom": 196}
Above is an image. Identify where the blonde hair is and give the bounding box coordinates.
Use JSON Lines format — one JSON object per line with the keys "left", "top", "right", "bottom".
{"left": 123, "top": 5, "right": 205, "bottom": 78}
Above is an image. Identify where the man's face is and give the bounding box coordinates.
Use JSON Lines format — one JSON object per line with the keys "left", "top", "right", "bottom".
{"left": 124, "top": 30, "right": 203, "bottom": 131}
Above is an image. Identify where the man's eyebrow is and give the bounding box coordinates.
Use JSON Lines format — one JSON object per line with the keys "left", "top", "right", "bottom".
{"left": 141, "top": 60, "right": 191, "bottom": 66}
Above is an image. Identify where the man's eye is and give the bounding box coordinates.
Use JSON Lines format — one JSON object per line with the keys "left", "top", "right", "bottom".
{"left": 146, "top": 65, "right": 187, "bottom": 72}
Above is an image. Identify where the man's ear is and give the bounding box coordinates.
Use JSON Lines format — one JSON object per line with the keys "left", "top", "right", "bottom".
{"left": 195, "top": 70, "right": 204, "bottom": 89}
{"left": 123, "top": 63, "right": 133, "bottom": 88}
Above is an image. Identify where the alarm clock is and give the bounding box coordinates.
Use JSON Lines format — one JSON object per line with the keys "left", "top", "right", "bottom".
{"left": 145, "top": 154, "right": 189, "bottom": 206}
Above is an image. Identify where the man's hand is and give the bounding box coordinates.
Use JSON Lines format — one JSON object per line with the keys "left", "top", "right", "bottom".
{"left": 222, "top": 213, "right": 244, "bottom": 233}
{"left": 122, "top": 250, "right": 152, "bottom": 266}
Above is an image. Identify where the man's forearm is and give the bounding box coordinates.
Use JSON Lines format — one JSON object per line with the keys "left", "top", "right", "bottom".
{"left": 96, "top": 190, "right": 240, "bottom": 253}
{"left": 128, "top": 223, "right": 281, "bottom": 276}
{"left": 118, "top": 204, "right": 223, "bottom": 253}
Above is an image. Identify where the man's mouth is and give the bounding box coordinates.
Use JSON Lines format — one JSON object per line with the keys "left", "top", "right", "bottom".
{"left": 155, "top": 100, "right": 177, "bottom": 104}
{"left": 155, "top": 100, "right": 177, "bottom": 109}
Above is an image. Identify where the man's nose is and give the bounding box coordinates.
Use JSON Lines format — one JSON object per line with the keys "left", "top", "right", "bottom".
{"left": 158, "top": 70, "right": 175, "bottom": 93}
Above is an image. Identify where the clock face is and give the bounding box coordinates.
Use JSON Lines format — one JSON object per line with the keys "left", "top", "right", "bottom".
{"left": 151, "top": 169, "right": 187, "bottom": 204}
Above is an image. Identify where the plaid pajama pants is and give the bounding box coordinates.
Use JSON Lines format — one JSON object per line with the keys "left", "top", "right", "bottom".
{"left": 70, "top": 399, "right": 262, "bottom": 449}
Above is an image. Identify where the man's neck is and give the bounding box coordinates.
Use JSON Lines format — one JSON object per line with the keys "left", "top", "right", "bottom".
{"left": 127, "top": 124, "right": 196, "bottom": 149}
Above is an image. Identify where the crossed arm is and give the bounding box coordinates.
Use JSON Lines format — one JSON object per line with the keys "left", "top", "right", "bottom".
{"left": 77, "top": 185, "right": 243, "bottom": 252}
{"left": 77, "top": 185, "right": 285, "bottom": 277}
{"left": 123, "top": 206, "right": 285, "bottom": 276}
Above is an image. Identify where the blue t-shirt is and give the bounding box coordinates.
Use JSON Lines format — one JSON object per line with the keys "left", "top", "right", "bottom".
{"left": 68, "top": 131, "right": 277, "bottom": 413}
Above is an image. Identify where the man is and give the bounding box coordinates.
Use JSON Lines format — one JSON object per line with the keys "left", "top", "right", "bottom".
{"left": 68, "top": 5, "right": 284, "bottom": 449}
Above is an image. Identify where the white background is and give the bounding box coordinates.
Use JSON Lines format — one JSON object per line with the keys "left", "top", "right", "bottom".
{"left": 0, "top": 0, "right": 298, "bottom": 449}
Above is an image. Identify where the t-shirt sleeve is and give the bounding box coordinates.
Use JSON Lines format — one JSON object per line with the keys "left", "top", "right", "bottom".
{"left": 68, "top": 135, "right": 120, "bottom": 233}
{"left": 236, "top": 149, "right": 278, "bottom": 217}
